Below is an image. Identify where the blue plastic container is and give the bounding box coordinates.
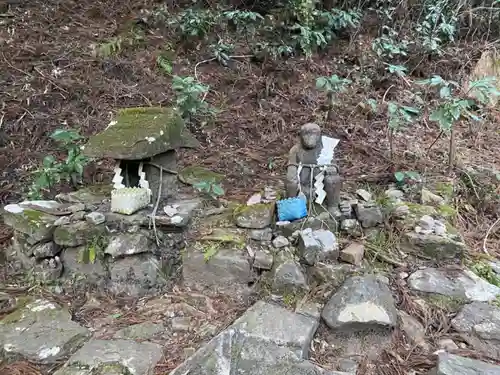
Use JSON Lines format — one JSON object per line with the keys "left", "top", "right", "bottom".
{"left": 277, "top": 197, "right": 308, "bottom": 222}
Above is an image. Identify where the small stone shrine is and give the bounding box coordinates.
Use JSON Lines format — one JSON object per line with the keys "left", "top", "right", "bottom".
{"left": 1, "top": 107, "right": 205, "bottom": 297}
{"left": 83, "top": 106, "right": 199, "bottom": 211}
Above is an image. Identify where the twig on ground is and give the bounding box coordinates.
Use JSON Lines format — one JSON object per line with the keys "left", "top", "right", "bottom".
{"left": 483, "top": 217, "right": 500, "bottom": 255}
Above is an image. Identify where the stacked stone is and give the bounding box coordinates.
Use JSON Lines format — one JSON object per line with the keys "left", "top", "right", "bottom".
{"left": 2, "top": 187, "right": 200, "bottom": 296}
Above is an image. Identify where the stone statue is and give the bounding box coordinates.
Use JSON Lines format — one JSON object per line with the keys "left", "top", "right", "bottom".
{"left": 286, "top": 123, "right": 342, "bottom": 215}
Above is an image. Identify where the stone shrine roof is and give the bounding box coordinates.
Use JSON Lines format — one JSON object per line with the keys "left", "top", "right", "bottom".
{"left": 82, "top": 107, "right": 199, "bottom": 160}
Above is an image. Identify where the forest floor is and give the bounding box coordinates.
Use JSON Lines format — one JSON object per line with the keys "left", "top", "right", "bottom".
{"left": 0, "top": 1, "right": 499, "bottom": 373}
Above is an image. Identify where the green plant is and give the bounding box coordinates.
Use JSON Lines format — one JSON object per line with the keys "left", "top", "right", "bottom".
{"left": 193, "top": 178, "right": 225, "bottom": 200}
{"left": 372, "top": 27, "right": 409, "bottom": 60}
{"left": 394, "top": 171, "right": 422, "bottom": 187}
{"left": 209, "top": 40, "right": 235, "bottom": 66}
{"left": 415, "top": 0, "right": 458, "bottom": 55}
{"left": 315, "top": 74, "right": 351, "bottom": 119}
{"left": 471, "top": 261, "right": 500, "bottom": 287}
{"left": 79, "top": 235, "right": 108, "bottom": 265}
{"left": 418, "top": 75, "right": 500, "bottom": 169}
{"left": 157, "top": 54, "right": 173, "bottom": 75}
{"left": 171, "top": 75, "right": 213, "bottom": 119}
{"left": 29, "top": 129, "right": 88, "bottom": 199}
{"left": 223, "top": 10, "right": 264, "bottom": 34}
{"left": 169, "top": 8, "right": 217, "bottom": 38}
{"left": 290, "top": 23, "right": 327, "bottom": 57}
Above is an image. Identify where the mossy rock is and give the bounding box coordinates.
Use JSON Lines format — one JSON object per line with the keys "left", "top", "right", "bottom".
{"left": 402, "top": 231, "right": 466, "bottom": 260}
{"left": 2, "top": 203, "right": 58, "bottom": 242}
{"left": 234, "top": 203, "right": 275, "bottom": 229}
{"left": 83, "top": 107, "right": 199, "bottom": 160}
{"left": 201, "top": 228, "right": 245, "bottom": 247}
{"left": 54, "top": 222, "right": 106, "bottom": 247}
{"left": 178, "top": 166, "right": 224, "bottom": 186}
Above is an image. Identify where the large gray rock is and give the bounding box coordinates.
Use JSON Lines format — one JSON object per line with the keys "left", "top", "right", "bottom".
{"left": 0, "top": 298, "right": 90, "bottom": 363}
{"left": 276, "top": 212, "right": 338, "bottom": 237}
{"left": 105, "top": 233, "right": 153, "bottom": 258}
{"left": 235, "top": 203, "right": 275, "bottom": 229}
{"left": 2, "top": 202, "right": 59, "bottom": 242}
{"left": 169, "top": 328, "right": 338, "bottom": 375}
{"left": 451, "top": 302, "right": 500, "bottom": 359}
{"left": 403, "top": 232, "right": 466, "bottom": 260}
{"left": 408, "top": 268, "right": 500, "bottom": 302}
{"left": 31, "top": 241, "right": 59, "bottom": 259}
{"left": 231, "top": 301, "right": 319, "bottom": 359}
{"left": 60, "top": 246, "right": 109, "bottom": 284}
{"left": 82, "top": 106, "right": 199, "bottom": 160}
{"left": 322, "top": 275, "right": 398, "bottom": 332}
{"left": 272, "top": 260, "right": 308, "bottom": 294}
{"left": 53, "top": 221, "right": 106, "bottom": 247}
{"left": 182, "top": 248, "right": 254, "bottom": 294}
{"left": 354, "top": 203, "right": 383, "bottom": 228}
{"left": 53, "top": 339, "right": 163, "bottom": 375}
{"left": 298, "top": 229, "right": 339, "bottom": 266}
{"left": 250, "top": 228, "right": 273, "bottom": 241}
{"left": 430, "top": 352, "right": 500, "bottom": 375}
{"left": 109, "top": 254, "right": 163, "bottom": 296}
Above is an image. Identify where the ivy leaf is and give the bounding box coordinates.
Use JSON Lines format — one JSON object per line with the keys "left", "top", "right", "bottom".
{"left": 157, "top": 55, "right": 173, "bottom": 75}
{"left": 88, "top": 246, "right": 96, "bottom": 264}
{"left": 394, "top": 171, "right": 405, "bottom": 182}
{"left": 50, "top": 129, "right": 82, "bottom": 144}
{"left": 42, "top": 155, "right": 56, "bottom": 168}
{"left": 439, "top": 85, "right": 451, "bottom": 98}
{"left": 429, "top": 107, "right": 453, "bottom": 131}
{"left": 315, "top": 77, "right": 330, "bottom": 91}
{"left": 211, "top": 184, "right": 225, "bottom": 197}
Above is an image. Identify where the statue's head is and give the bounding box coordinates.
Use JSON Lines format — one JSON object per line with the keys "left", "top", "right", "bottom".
{"left": 300, "top": 123, "right": 321, "bottom": 149}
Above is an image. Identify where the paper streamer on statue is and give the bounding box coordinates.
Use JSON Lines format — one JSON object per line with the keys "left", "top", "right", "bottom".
{"left": 314, "top": 169, "right": 326, "bottom": 204}
{"left": 314, "top": 136, "right": 340, "bottom": 204}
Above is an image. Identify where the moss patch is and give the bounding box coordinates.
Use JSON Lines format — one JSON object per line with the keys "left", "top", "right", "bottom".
{"left": 83, "top": 106, "right": 199, "bottom": 160}
{"left": 178, "top": 166, "right": 224, "bottom": 186}
{"left": 201, "top": 228, "right": 245, "bottom": 248}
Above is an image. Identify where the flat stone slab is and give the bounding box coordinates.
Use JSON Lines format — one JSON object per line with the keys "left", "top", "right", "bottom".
{"left": 109, "top": 254, "right": 163, "bottom": 297}
{"left": 231, "top": 301, "right": 319, "bottom": 359}
{"left": 56, "top": 185, "right": 112, "bottom": 205}
{"left": 234, "top": 203, "right": 275, "bottom": 229}
{"left": 182, "top": 248, "right": 254, "bottom": 294}
{"left": 53, "top": 339, "right": 163, "bottom": 375}
{"left": 105, "top": 233, "right": 153, "bottom": 258}
{"left": 0, "top": 298, "right": 89, "bottom": 363}
{"left": 54, "top": 221, "right": 106, "bottom": 247}
{"left": 452, "top": 302, "right": 500, "bottom": 359}
{"left": 170, "top": 328, "right": 336, "bottom": 375}
{"left": 272, "top": 260, "right": 309, "bottom": 294}
{"left": 431, "top": 352, "right": 500, "bottom": 375}
{"left": 321, "top": 275, "right": 398, "bottom": 332}
{"left": 408, "top": 268, "right": 500, "bottom": 302}
{"left": 114, "top": 322, "right": 165, "bottom": 340}
{"left": 403, "top": 232, "right": 466, "bottom": 260}
{"left": 2, "top": 202, "right": 59, "bottom": 242}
